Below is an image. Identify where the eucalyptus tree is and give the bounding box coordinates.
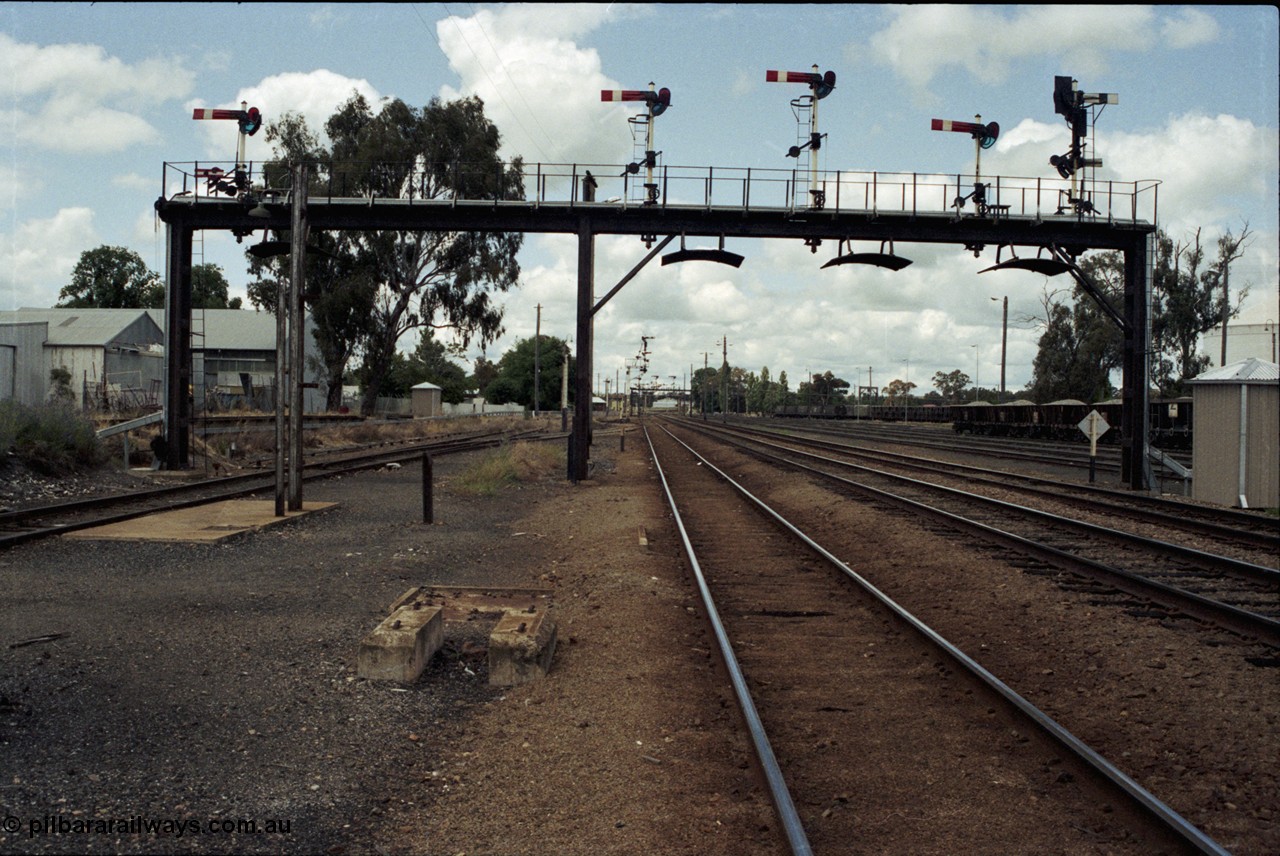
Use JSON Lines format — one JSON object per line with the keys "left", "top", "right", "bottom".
{"left": 58, "top": 246, "right": 163, "bottom": 308}
{"left": 250, "top": 92, "right": 524, "bottom": 414}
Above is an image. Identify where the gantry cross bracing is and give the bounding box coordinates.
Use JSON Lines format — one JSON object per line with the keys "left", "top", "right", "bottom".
{"left": 155, "top": 161, "right": 1159, "bottom": 488}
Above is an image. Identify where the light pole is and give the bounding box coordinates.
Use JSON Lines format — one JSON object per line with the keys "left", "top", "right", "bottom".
{"left": 718, "top": 336, "right": 731, "bottom": 423}
{"left": 991, "top": 295, "right": 1007, "bottom": 401}
{"left": 971, "top": 344, "right": 980, "bottom": 402}
{"left": 900, "top": 357, "right": 910, "bottom": 419}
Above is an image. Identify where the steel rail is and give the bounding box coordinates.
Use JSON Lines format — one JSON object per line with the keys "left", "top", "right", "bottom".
{"left": 708, "top": 422, "right": 1278, "bottom": 584}
{"left": 0, "top": 430, "right": 553, "bottom": 550}
{"left": 656, "top": 422, "right": 1229, "bottom": 856}
{"left": 681, "top": 420, "right": 1280, "bottom": 647}
{"left": 724, "top": 420, "right": 1278, "bottom": 552}
{"left": 642, "top": 424, "right": 813, "bottom": 856}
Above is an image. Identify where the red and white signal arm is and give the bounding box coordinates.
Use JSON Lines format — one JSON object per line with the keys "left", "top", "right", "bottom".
{"left": 766, "top": 70, "right": 818, "bottom": 84}
{"left": 601, "top": 87, "right": 671, "bottom": 115}
{"left": 931, "top": 118, "right": 1000, "bottom": 148}
{"left": 193, "top": 106, "right": 262, "bottom": 135}
{"left": 193, "top": 108, "right": 242, "bottom": 121}
{"left": 766, "top": 68, "right": 836, "bottom": 98}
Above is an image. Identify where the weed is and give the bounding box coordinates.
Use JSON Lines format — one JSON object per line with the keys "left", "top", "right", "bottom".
{"left": 453, "top": 442, "right": 564, "bottom": 496}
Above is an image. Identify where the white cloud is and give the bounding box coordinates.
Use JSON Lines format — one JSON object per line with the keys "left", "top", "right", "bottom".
{"left": 189, "top": 70, "right": 382, "bottom": 163}
{"left": 435, "top": 5, "right": 632, "bottom": 165}
{"left": 110, "top": 173, "right": 156, "bottom": 194}
{"left": 0, "top": 208, "right": 98, "bottom": 310}
{"left": 1106, "top": 113, "right": 1277, "bottom": 233}
{"left": 1162, "top": 7, "right": 1221, "bottom": 49}
{"left": 860, "top": 6, "right": 1215, "bottom": 92}
{"left": 0, "top": 33, "right": 194, "bottom": 153}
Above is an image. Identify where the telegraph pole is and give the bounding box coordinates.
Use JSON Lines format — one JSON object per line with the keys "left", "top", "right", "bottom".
{"left": 533, "top": 303, "right": 541, "bottom": 415}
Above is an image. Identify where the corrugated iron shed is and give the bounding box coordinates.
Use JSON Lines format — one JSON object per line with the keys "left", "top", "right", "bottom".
{"left": 1190, "top": 358, "right": 1279, "bottom": 384}
{"left": 1, "top": 308, "right": 162, "bottom": 347}
{"left": 1189, "top": 358, "right": 1278, "bottom": 509}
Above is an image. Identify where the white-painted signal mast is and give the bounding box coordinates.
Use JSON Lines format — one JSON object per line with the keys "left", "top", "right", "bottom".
{"left": 766, "top": 65, "right": 836, "bottom": 211}
{"left": 600, "top": 83, "right": 671, "bottom": 206}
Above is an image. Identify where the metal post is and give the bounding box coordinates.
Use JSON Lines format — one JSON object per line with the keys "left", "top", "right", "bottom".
{"left": 1122, "top": 235, "right": 1152, "bottom": 490}
{"left": 288, "top": 163, "right": 308, "bottom": 511}
{"left": 422, "top": 451, "right": 434, "bottom": 523}
{"left": 163, "top": 223, "right": 193, "bottom": 470}
{"left": 533, "top": 303, "right": 541, "bottom": 416}
{"left": 274, "top": 244, "right": 287, "bottom": 517}
{"left": 572, "top": 218, "right": 594, "bottom": 481}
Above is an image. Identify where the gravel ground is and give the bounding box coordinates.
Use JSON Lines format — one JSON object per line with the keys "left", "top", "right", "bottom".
{"left": 1, "top": 446, "right": 573, "bottom": 855}
{"left": 2, "top": 421, "right": 1276, "bottom": 855}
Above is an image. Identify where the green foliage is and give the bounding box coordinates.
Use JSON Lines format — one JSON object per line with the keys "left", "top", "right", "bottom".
{"left": 192, "top": 263, "right": 242, "bottom": 309}
{"left": 58, "top": 245, "right": 163, "bottom": 308}
{"left": 1029, "top": 224, "right": 1254, "bottom": 402}
{"left": 353, "top": 329, "right": 470, "bottom": 403}
{"left": 1151, "top": 224, "right": 1252, "bottom": 395}
{"left": 248, "top": 227, "right": 381, "bottom": 410}
{"left": 1028, "top": 251, "right": 1123, "bottom": 403}
{"left": 799, "top": 371, "right": 850, "bottom": 407}
{"left": 259, "top": 92, "right": 525, "bottom": 416}
{"left": 483, "top": 335, "right": 572, "bottom": 408}
{"left": 933, "top": 369, "right": 971, "bottom": 402}
{"left": 0, "top": 400, "right": 106, "bottom": 475}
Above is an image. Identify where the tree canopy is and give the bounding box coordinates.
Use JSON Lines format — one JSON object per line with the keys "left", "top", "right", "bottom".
{"left": 254, "top": 92, "right": 525, "bottom": 415}
{"left": 932, "top": 369, "right": 971, "bottom": 402}
{"left": 192, "top": 263, "right": 242, "bottom": 310}
{"left": 482, "top": 335, "right": 572, "bottom": 408}
{"left": 1028, "top": 224, "right": 1253, "bottom": 402}
{"left": 58, "top": 246, "right": 163, "bottom": 308}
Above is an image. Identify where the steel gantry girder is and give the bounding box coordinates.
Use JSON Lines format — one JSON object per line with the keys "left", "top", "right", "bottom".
{"left": 155, "top": 191, "right": 1158, "bottom": 488}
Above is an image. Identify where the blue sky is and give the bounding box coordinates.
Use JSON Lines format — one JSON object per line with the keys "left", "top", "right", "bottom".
{"left": 3, "top": 4, "right": 1277, "bottom": 395}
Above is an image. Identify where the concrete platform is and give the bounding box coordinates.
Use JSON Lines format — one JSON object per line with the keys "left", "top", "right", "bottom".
{"left": 63, "top": 500, "right": 337, "bottom": 544}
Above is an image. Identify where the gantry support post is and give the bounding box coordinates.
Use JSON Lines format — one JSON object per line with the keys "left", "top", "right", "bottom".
{"left": 1121, "top": 234, "right": 1153, "bottom": 490}
{"left": 163, "top": 223, "right": 194, "bottom": 470}
{"left": 288, "top": 163, "right": 309, "bottom": 511}
{"left": 572, "top": 217, "right": 595, "bottom": 481}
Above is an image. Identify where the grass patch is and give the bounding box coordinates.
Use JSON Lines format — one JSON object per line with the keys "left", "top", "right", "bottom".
{"left": 0, "top": 400, "right": 107, "bottom": 475}
{"left": 453, "top": 441, "right": 564, "bottom": 496}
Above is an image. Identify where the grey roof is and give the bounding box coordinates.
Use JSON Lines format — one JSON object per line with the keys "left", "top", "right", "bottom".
{"left": 146, "top": 309, "right": 291, "bottom": 351}
{"left": 0, "top": 308, "right": 162, "bottom": 346}
{"left": 411, "top": 381, "right": 442, "bottom": 390}
{"left": 1190, "top": 358, "right": 1280, "bottom": 384}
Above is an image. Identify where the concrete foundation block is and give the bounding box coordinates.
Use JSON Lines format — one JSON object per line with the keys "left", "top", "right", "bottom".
{"left": 358, "top": 603, "right": 444, "bottom": 682}
{"left": 488, "top": 609, "right": 557, "bottom": 687}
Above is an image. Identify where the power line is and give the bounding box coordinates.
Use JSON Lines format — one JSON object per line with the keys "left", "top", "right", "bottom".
{"left": 417, "top": 3, "right": 553, "bottom": 162}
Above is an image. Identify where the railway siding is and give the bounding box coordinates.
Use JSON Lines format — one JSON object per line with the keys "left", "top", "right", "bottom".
{"left": 658, "top": 418, "right": 1278, "bottom": 855}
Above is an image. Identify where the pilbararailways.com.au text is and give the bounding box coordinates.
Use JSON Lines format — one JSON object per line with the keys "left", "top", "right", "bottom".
{"left": 7, "top": 814, "right": 292, "bottom": 839}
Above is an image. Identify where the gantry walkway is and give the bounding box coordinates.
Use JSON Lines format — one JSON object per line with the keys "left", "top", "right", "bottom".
{"left": 154, "top": 160, "right": 1159, "bottom": 487}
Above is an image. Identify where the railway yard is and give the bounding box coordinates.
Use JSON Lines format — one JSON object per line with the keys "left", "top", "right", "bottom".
{"left": 1, "top": 416, "right": 1277, "bottom": 855}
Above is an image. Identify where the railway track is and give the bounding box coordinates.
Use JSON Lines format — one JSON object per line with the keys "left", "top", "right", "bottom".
{"left": 645, "top": 421, "right": 1222, "bottom": 855}
{"left": 724, "top": 420, "right": 1278, "bottom": 556}
{"left": 758, "top": 416, "right": 1193, "bottom": 480}
{"left": 0, "top": 427, "right": 559, "bottom": 550}
{"left": 682, "top": 418, "right": 1279, "bottom": 646}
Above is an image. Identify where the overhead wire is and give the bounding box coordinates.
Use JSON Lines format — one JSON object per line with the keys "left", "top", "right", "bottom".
{"left": 415, "top": 3, "right": 554, "bottom": 163}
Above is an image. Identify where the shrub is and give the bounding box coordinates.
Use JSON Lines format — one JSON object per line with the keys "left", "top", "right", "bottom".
{"left": 0, "top": 400, "right": 107, "bottom": 475}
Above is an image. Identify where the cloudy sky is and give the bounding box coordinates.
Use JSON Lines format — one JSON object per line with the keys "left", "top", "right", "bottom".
{"left": 3, "top": 3, "right": 1277, "bottom": 396}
